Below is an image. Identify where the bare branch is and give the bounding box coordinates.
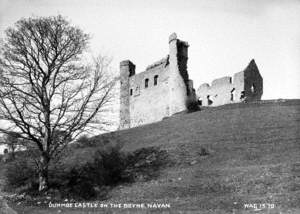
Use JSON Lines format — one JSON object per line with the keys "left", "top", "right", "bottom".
{"left": 0, "top": 15, "right": 116, "bottom": 191}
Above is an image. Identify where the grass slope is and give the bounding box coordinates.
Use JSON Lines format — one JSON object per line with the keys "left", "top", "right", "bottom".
{"left": 9, "top": 100, "right": 300, "bottom": 213}
{"left": 97, "top": 100, "right": 300, "bottom": 213}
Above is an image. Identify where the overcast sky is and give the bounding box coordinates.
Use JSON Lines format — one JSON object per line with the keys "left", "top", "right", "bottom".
{"left": 0, "top": 0, "right": 300, "bottom": 100}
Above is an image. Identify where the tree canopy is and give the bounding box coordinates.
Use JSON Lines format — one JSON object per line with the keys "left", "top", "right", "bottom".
{"left": 0, "top": 15, "right": 116, "bottom": 191}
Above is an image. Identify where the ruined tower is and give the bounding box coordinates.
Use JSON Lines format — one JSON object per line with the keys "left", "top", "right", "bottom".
{"left": 119, "top": 33, "right": 195, "bottom": 129}
{"left": 168, "top": 33, "right": 190, "bottom": 115}
{"left": 119, "top": 60, "right": 135, "bottom": 129}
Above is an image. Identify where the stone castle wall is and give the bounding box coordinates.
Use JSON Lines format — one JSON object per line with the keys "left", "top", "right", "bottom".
{"left": 120, "top": 34, "right": 263, "bottom": 129}
{"left": 129, "top": 57, "right": 171, "bottom": 127}
{"left": 120, "top": 33, "right": 195, "bottom": 129}
{"left": 197, "top": 59, "right": 263, "bottom": 106}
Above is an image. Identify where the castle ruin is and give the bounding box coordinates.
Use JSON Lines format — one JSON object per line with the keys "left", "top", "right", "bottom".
{"left": 119, "top": 33, "right": 263, "bottom": 129}
{"left": 197, "top": 59, "right": 263, "bottom": 106}
{"left": 119, "top": 33, "right": 196, "bottom": 129}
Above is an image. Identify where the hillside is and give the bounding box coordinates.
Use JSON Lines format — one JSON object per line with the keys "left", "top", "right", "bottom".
{"left": 8, "top": 100, "right": 300, "bottom": 213}
{"left": 99, "top": 100, "right": 300, "bottom": 213}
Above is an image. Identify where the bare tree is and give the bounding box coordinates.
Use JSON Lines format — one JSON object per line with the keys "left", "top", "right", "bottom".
{"left": 0, "top": 15, "right": 116, "bottom": 191}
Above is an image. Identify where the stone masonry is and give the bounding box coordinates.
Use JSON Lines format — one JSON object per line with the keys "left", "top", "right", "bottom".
{"left": 197, "top": 59, "right": 263, "bottom": 106}
{"left": 119, "top": 33, "right": 196, "bottom": 129}
{"left": 119, "top": 33, "right": 263, "bottom": 129}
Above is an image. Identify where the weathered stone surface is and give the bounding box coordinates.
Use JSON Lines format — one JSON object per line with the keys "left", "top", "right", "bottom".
{"left": 146, "top": 56, "right": 169, "bottom": 70}
{"left": 197, "top": 59, "right": 263, "bottom": 106}
{"left": 120, "top": 35, "right": 264, "bottom": 129}
{"left": 119, "top": 33, "right": 196, "bottom": 129}
{"left": 168, "top": 32, "right": 177, "bottom": 43}
{"left": 119, "top": 60, "right": 136, "bottom": 129}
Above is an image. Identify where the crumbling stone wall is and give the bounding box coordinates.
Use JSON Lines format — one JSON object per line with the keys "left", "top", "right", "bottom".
{"left": 243, "top": 59, "right": 263, "bottom": 102}
{"left": 128, "top": 57, "right": 171, "bottom": 127}
{"left": 197, "top": 59, "right": 263, "bottom": 106}
{"left": 119, "top": 60, "right": 135, "bottom": 129}
{"left": 120, "top": 33, "right": 196, "bottom": 129}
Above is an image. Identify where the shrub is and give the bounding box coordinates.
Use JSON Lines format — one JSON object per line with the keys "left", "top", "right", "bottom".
{"left": 123, "top": 146, "right": 170, "bottom": 182}
{"left": 74, "top": 134, "right": 90, "bottom": 148}
{"left": 49, "top": 146, "right": 127, "bottom": 199}
{"left": 50, "top": 146, "right": 169, "bottom": 199}
{"left": 73, "top": 133, "right": 120, "bottom": 149}
{"left": 186, "top": 98, "right": 200, "bottom": 112}
{"left": 96, "top": 146, "right": 127, "bottom": 185}
{"left": 3, "top": 144, "right": 169, "bottom": 200}
{"left": 58, "top": 167, "right": 97, "bottom": 199}
{"left": 4, "top": 157, "right": 38, "bottom": 192}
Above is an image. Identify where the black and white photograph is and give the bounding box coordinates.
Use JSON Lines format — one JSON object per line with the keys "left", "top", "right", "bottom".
{"left": 0, "top": 0, "right": 299, "bottom": 213}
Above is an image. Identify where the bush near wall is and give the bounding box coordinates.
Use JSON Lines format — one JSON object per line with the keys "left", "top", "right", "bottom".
{"left": 186, "top": 97, "right": 201, "bottom": 112}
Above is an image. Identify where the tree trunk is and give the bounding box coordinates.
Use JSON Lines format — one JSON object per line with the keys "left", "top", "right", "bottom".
{"left": 38, "top": 154, "right": 49, "bottom": 192}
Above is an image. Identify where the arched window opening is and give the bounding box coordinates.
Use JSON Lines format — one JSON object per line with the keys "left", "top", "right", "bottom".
{"left": 145, "top": 78, "right": 149, "bottom": 88}
{"left": 154, "top": 75, "right": 158, "bottom": 86}
{"left": 130, "top": 89, "right": 133, "bottom": 96}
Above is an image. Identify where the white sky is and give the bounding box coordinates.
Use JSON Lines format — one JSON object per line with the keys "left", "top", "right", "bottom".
{"left": 0, "top": 0, "right": 300, "bottom": 100}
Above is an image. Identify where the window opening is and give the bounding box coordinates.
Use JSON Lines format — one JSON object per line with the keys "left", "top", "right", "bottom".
{"left": 251, "top": 84, "right": 255, "bottom": 93}
{"left": 145, "top": 78, "right": 149, "bottom": 88}
{"left": 230, "top": 88, "right": 235, "bottom": 101}
{"left": 154, "top": 75, "right": 158, "bottom": 86}
{"left": 240, "top": 91, "right": 245, "bottom": 100}
{"left": 207, "top": 95, "right": 213, "bottom": 105}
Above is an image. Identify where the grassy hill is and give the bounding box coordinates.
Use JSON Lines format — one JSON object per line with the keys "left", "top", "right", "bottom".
{"left": 8, "top": 100, "right": 300, "bottom": 213}
{"left": 97, "top": 100, "right": 300, "bottom": 213}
